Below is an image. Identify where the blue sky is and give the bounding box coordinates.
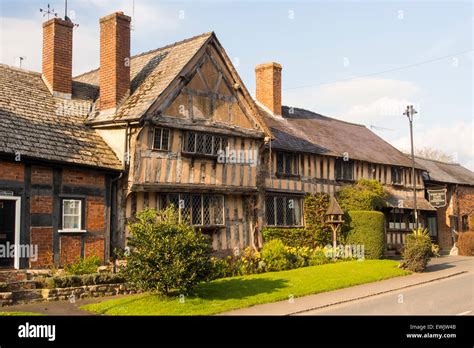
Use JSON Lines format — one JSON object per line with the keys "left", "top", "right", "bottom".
{"left": 1, "top": 0, "right": 472, "bottom": 169}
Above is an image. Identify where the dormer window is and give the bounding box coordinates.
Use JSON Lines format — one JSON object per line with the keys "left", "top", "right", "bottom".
{"left": 153, "top": 127, "right": 170, "bottom": 151}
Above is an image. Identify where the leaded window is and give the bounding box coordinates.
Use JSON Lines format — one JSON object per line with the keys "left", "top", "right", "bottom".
{"left": 153, "top": 127, "right": 170, "bottom": 150}
{"left": 164, "top": 193, "right": 224, "bottom": 226}
{"left": 183, "top": 131, "right": 227, "bottom": 156}
{"left": 265, "top": 195, "right": 302, "bottom": 227}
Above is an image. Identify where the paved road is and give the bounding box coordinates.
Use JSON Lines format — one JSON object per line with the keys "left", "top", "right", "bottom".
{"left": 297, "top": 271, "right": 473, "bottom": 315}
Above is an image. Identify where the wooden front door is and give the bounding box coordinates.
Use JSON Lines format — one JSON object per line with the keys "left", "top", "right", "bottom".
{"left": 0, "top": 200, "right": 16, "bottom": 267}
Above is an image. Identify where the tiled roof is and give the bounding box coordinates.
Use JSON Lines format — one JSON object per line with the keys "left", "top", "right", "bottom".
{"left": 0, "top": 64, "right": 122, "bottom": 170}
{"left": 415, "top": 156, "right": 474, "bottom": 185}
{"left": 74, "top": 32, "right": 213, "bottom": 123}
{"left": 261, "top": 106, "right": 420, "bottom": 168}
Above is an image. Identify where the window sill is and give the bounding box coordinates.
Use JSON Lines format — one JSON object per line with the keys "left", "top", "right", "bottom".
{"left": 181, "top": 152, "right": 218, "bottom": 160}
{"left": 58, "top": 229, "right": 87, "bottom": 234}
{"left": 275, "top": 173, "right": 300, "bottom": 179}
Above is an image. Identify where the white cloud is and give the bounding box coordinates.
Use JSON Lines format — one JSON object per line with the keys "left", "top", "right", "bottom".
{"left": 390, "top": 121, "right": 474, "bottom": 170}
{"left": 284, "top": 77, "right": 421, "bottom": 124}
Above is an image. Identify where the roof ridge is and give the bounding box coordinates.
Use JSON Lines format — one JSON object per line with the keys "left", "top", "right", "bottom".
{"left": 0, "top": 63, "right": 42, "bottom": 76}
{"left": 282, "top": 105, "right": 366, "bottom": 128}
{"left": 73, "top": 31, "right": 214, "bottom": 80}
{"left": 414, "top": 155, "right": 460, "bottom": 166}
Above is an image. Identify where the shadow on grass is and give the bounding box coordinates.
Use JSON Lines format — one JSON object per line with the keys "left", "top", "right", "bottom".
{"left": 195, "top": 277, "right": 289, "bottom": 300}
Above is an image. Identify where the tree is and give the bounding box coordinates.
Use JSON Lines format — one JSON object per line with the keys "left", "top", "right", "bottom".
{"left": 414, "top": 147, "right": 455, "bottom": 163}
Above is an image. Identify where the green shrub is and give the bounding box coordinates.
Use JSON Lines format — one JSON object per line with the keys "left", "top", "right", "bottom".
{"left": 345, "top": 211, "right": 385, "bottom": 259}
{"left": 457, "top": 231, "right": 474, "bottom": 256}
{"left": 309, "top": 248, "right": 332, "bottom": 266}
{"left": 304, "top": 192, "right": 332, "bottom": 246}
{"left": 431, "top": 243, "right": 440, "bottom": 258}
{"left": 209, "top": 248, "right": 263, "bottom": 280}
{"left": 0, "top": 282, "right": 8, "bottom": 292}
{"left": 337, "top": 179, "right": 387, "bottom": 211}
{"left": 124, "top": 207, "right": 212, "bottom": 296}
{"left": 261, "top": 239, "right": 290, "bottom": 272}
{"left": 399, "top": 228, "right": 432, "bottom": 272}
{"left": 45, "top": 273, "right": 126, "bottom": 289}
{"left": 64, "top": 256, "right": 102, "bottom": 275}
{"left": 262, "top": 228, "right": 312, "bottom": 247}
{"left": 263, "top": 193, "right": 332, "bottom": 248}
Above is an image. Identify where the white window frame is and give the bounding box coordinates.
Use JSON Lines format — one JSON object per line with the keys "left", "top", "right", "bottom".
{"left": 0, "top": 195, "right": 21, "bottom": 269}
{"left": 59, "top": 199, "right": 86, "bottom": 233}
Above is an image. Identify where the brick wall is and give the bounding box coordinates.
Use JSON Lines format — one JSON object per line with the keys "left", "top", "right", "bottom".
{"left": 0, "top": 160, "right": 24, "bottom": 181}
{"left": 84, "top": 236, "right": 105, "bottom": 261}
{"left": 60, "top": 235, "right": 82, "bottom": 266}
{"left": 86, "top": 197, "right": 105, "bottom": 232}
{"left": 30, "top": 227, "right": 53, "bottom": 267}
{"left": 31, "top": 166, "right": 53, "bottom": 185}
{"left": 62, "top": 168, "right": 105, "bottom": 186}
{"left": 30, "top": 195, "right": 53, "bottom": 214}
{"left": 457, "top": 185, "right": 474, "bottom": 232}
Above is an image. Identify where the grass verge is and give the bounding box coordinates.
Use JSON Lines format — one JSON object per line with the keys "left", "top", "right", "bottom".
{"left": 82, "top": 259, "right": 409, "bottom": 315}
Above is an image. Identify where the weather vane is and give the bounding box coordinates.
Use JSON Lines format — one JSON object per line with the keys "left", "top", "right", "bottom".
{"left": 39, "top": 4, "right": 58, "bottom": 20}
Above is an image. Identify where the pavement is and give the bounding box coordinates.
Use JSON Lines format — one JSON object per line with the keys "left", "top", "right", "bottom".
{"left": 221, "top": 255, "right": 473, "bottom": 316}
{"left": 0, "top": 256, "right": 471, "bottom": 316}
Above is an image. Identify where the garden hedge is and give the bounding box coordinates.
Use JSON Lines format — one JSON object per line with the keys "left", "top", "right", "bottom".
{"left": 345, "top": 211, "right": 385, "bottom": 259}
{"left": 457, "top": 231, "right": 474, "bottom": 256}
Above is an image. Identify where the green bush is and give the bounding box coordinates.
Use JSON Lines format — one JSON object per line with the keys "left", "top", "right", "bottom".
{"left": 124, "top": 207, "right": 212, "bottom": 296}
{"left": 400, "top": 228, "right": 432, "bottom": 272}
{"left": 304, "top": 192, "right": 332, "bottom": 246}
{"left": 457, "top": 231, "right": 474, "bottom": 256}
{"left": 261, "top": 239, "right": 290, "bottom": 272}
{"left": 345, "top": 211, "right": 385, "bottom": 259}
{"left": 64, "top": 256, "right": 102, "bottom": 275}
{"left": 209, "top": 248, "right": 263, "bottom": 280}
{"left": 45, "top": 273, "right": 126, "bottom": 289}
{"left": 337, "top": 179, "right": 387, "bottom": 211}
{"left": 0, "top": 282, "right": 8, "bottom": 292}
{"left": 263, "top": 193, "right": 332, "bottom": 248}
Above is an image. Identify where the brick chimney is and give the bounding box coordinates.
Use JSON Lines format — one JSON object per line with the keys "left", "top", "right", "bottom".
{"left": 99, "top": 12, "right": 131, "bottom": 111}
{"left": 42, "top": 18, "right": 74, "bottom": 98}
{"left": 255, "top": 62, "right": 282, "bottom": 116}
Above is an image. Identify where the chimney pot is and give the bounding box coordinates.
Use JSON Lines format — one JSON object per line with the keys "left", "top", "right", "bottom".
{"left": 255, "top": 62, "right": 282, "bottom": 116}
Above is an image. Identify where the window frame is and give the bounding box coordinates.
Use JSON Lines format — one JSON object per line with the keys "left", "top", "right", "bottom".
{"left": 391, "top": 167, "right": 404, "bottom": 185}
{"left": 164, "top": 193, "right": 225, "bottom": 227}
{"left": 265, "top": 194, "right": 303, "bottom": 227}
{"left": 335, "top": 159, "right": 354, "bottom": 181}
{"left": 276, "top": 152, "right": 299, "bottom": 177}
{"left": 59, "top": 198, "right": 86, "bottom": 233}
{"left": 182, "top": 131, "right": 227, "bottom": 157}
{"left": 152, "top": 127, "right": 170, "bottom": 151}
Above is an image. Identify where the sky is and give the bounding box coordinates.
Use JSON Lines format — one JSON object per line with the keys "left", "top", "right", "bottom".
{"left": 1, "top": 0, "right": 473, "bottom": 170}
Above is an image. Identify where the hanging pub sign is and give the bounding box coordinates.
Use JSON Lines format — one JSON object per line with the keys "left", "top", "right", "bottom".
{"left": 427, "top": 189, "right": 447, "bottom": 208}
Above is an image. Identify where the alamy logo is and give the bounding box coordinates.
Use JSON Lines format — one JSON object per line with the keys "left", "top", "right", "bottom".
{"left": 217, "top": 147, "right": 258, "bottom": 167}
{"left": 18, "top": 322, "right": 56, "bottom": 341}
{"left": 0, "top": 242, "right": 38, "bottom": 261}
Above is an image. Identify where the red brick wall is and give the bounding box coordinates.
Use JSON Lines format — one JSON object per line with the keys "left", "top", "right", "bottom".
{"left": 30, "top": 196, "right": 53, "bottom": 214}
{"left": 60, "top": 235, "right": 82, "bottom": 266}
{"left": 62, "top": 168, "right": 105, "bottom": 186}
{"left": 0, "top": 160, "right": 24, "bottom": 181}
{"left": 436, "top": 185, "right": 474, "bottom": 251}
{"left": 86, "top": 197, "right": 105, "bottom": 232}
{"left": 31, "top": 166, "right": 53, "bottom": 185}
{"left": 84, "top": 235, "right": 105, "bottom": 261}
{"left": 30, "top": 227, "right": 53, "bottom": 267}
{"left": 42, "top": 18, "right": 73, "bottom": 95}
{"left": 99, "top": 12, "right": 131, "bottom": 110}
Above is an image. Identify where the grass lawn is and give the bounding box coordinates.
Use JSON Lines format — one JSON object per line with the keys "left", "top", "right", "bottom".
{"left": 82, "top": 259, "right": 409, "bottom": 316}
{"left": 0, "top": 312, "right": 42, "bottom": 316}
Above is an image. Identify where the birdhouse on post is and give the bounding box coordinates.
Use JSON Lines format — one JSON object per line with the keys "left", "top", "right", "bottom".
{"left": 325, "top": 197, "right": 345, "bottom": 259}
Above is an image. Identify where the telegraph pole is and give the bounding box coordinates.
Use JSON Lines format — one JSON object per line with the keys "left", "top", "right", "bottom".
{"left": 404, "top": 105, "right": 418, "bottom": 229}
